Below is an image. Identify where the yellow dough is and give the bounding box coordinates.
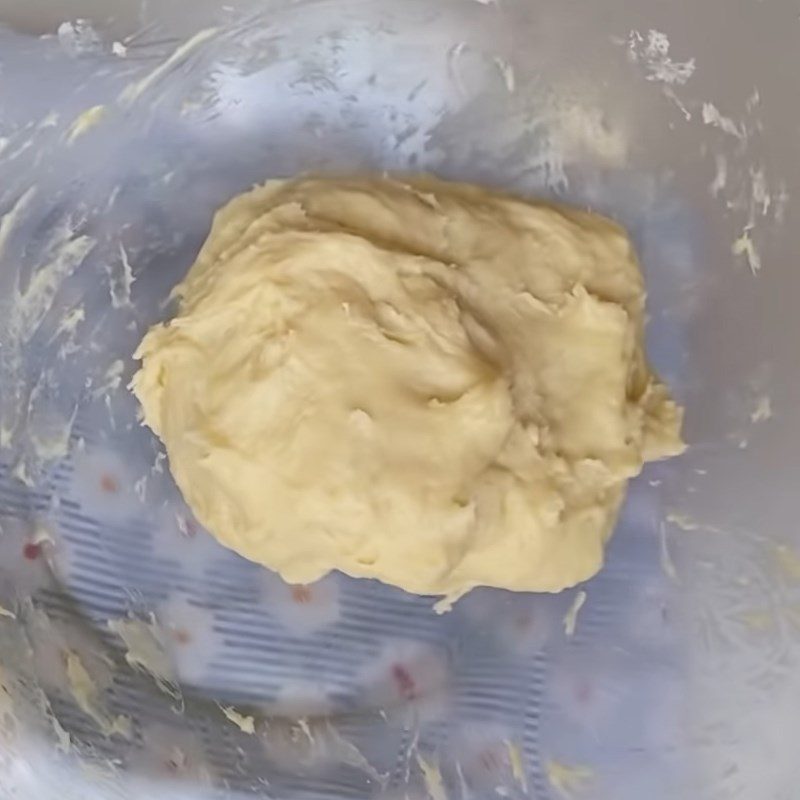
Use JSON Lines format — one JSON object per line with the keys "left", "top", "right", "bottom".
{"left": 132, "top": 175, "right": 684, "bottom": 602}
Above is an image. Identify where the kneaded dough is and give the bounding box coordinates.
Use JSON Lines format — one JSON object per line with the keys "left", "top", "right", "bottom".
{"left": 133, "top": 175, "right": 684, "bottom": 601}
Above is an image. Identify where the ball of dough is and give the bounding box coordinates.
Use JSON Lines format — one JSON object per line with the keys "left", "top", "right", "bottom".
{"left": 133, "top": 176, "right": 684, "bottom": 603}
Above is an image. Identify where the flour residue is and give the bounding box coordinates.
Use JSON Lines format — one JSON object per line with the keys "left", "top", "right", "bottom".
{"left": 665, "top": 512, "right": 702, "bottom": 532}
{"left": 118, "top": 27, "right": 219, "bottom": 107}
{"left": 66, "top": 105, "right": 107, "bottom": 144}
{"left": 65, "top": 650, "right": 131, "bottom": 738}
{"left": 659, "top": 523, "right": 679, "bottom": 582}
{"left": 699, "top": 94, "right": 781, "bottom": 276}
{"left": 0, "top": 187, "right": 37, "bottom": 262}
{"left": 626, "top": 29, "right": 695, "bottom": 86}
{"left": 5, "top": 234, "right": 97, "bottom": 363}
{"left": 727, "top": 163, "right": 783, "bottom": 273}
{"left": 27, "top": 391, "right": 79, "bottom": 465}
{"left": 261, "top": 718, "right": 385, "bottom": 784}
{"left": 552, "top": 104, "right": 628, "bottom": 168}
{"left": 54, "top": 306, "right": 86, "bottom": 362}
{"left": 0, "top": 623, "right": 71, "bottom": 753}
{"left": 38, "top": 112, "right": 60, "bottom": 130}
{"left": 57, "top": 19, "right": 102, "bottom": 57}
{"left": 107, "top": 616, "right": 180, "bottom": 700}
{"left": 563, "top": 590, "right": 587, "bottom": 636}
{"left": 622, "top": 29, "right": 693, "bottom": 119}
{"left": 416, "top": 753, "right": 448, "bottom": 800}
{"left": 732, "top": 228, "right": 761, "bottom": 274}
{"left": 220, "top": 704, "right": 255, "bottom": 734}
{"left": 773, "top": 545, "right": 800, "bottom": 581}
{"left": 701, "top": 102, "right": 746, "bottom": 140}
{"left": 89, "top": 360, "right": 125, "bottom": 400}
{"left": 54, "top": 306, "right": 85, "bottom": 339}
{"left": 545, "top": 759, "right": 593, "bottom": 798}
{"left": 0, "top": 195, "right": 96, "bottom": 456}
{"left": 0, "top": 663, "right": 16, "bottom": 730}
{"left": 492, "top": 56, "right": 515, "bottom": 93}
{"left": 103, "top": 244, "right": 136, "bottom": 309}
{"left": 750, "top": 395, "right": 772, "bottom": 424}
{"left": 504, "top": 739, "right": 527, "bottom": 791}
{"left": 317, "top": 722, "right": 384, "bottom": 783}
{"left": 681, "top": 517, "right": 800, "bottom": 800}
{"left": 709, "top": 154, "right": 727, "bottom": 197}
{"left": 114, "top": 244, "right": 135, "bottom": 308}
{"left": 0, "top": 187, "right": 97, "bottom": 474}
{"left": 622, "top": 25, "right": 788, "bottom": 280}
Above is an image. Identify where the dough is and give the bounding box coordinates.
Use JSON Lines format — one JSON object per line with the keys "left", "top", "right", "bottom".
{"left": 133, "top": 175, "right": 684, "bottom": 602}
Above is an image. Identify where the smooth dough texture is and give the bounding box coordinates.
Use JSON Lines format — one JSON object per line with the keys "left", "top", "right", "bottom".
{"left": 133, "top": 175, "right": 684, "bottom": 602}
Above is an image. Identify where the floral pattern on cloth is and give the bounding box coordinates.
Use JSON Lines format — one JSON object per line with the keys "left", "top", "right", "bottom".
{"left": 0, "top": 432, "right": 689, "bottom": 800}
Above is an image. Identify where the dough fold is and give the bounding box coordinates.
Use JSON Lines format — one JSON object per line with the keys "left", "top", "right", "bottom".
{"left": 133, "top": 175, "right": 684, "bottom": 600}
